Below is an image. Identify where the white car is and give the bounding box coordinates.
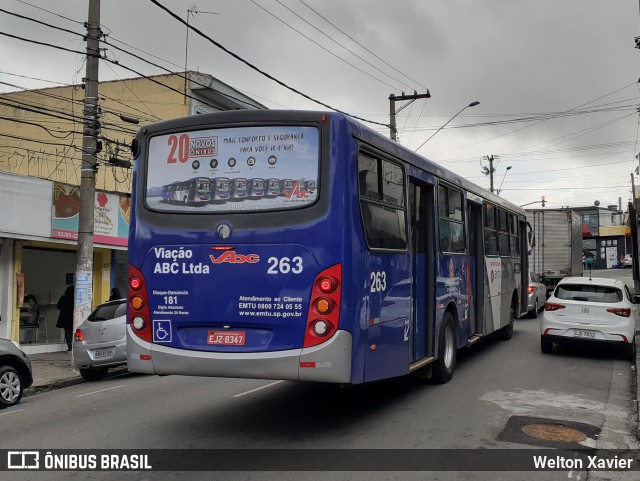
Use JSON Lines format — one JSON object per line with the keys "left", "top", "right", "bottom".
{"left": 540, "top": 277, "right": 637, "bottom": 361}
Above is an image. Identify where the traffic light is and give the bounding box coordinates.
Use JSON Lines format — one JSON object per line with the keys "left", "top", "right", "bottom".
{"left": 541, "top": 196, "right": 546, "bottom": 207}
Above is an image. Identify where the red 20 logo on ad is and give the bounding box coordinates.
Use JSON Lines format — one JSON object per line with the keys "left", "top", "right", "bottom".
{"left": 167, "top": 134, "right": 218, "bottom": 163}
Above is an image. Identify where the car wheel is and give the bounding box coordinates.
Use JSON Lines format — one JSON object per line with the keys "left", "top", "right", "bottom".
{"left": 622, "top": 341, "right": 636, "bottom": 362}
{"left": 528, "top": 300, "right": 539, "bottom": 319}
{"left": 80, "top": 367, "right": 109, "bottom": 382}
{"left": 541, "top": 336, "right": 553, "bottom": 354}
{"left": 0, "top": 365, "right": 24, "bottom": 408}
{"left": 432, "top": 313, "right": 457, "bottom": 384}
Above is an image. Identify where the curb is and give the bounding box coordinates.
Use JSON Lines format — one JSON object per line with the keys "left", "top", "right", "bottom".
{"left": 23, "top": 365, "right": 130, "bottom": 397}
{"left": 24, "top": 376, "right": 84, "bottom": 397}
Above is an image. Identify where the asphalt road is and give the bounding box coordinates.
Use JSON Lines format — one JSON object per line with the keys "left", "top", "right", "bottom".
{"left": 3, "top": 312, "right": 638, "bottom": 480}
{"left": 3, "top": 268, "right": 638, "bottom": 480}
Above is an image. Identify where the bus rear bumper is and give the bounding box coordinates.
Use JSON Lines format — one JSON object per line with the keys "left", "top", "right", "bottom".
{"left": 126, "top": 327, "right": 352, "bottom": 383}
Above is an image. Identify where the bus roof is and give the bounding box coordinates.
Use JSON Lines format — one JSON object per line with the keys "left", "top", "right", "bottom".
{"left": 136, "top": 109, "right": 525, "bottom": 216}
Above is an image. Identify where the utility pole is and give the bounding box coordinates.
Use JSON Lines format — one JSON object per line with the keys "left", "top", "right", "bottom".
{"left": 74, "top": 0, "right": 101, "bottom": 335}
{"left": 482, "top": 155, "right": 497, "bottom": 193}
{"left": 389, "top": 91, "right": 430, "bottom": 141}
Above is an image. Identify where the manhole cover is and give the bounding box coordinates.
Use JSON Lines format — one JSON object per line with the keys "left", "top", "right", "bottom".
{"left": 522, "top": 423, "right": 586, "bottom": 442}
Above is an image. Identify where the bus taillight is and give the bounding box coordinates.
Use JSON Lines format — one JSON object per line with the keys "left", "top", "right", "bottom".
{"left": 128, "top": 264, "right": 152, "bottom": 342}
{"left": 304, "top": 264, "right": 342, "bottom": 348}
{"left": 130, "top": 275, "right": 142, "bottom": 291}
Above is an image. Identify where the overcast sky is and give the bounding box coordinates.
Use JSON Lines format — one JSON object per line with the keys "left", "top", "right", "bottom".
{"left": 2, "top": 0, "right": 640, "bottom": 209}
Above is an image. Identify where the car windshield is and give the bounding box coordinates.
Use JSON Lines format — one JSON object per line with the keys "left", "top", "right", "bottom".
{"left": 88, "top": 302, "right": 126, "bottom": 321}
{"left": 555, "top": 284, "right": 622, "bottom": 303}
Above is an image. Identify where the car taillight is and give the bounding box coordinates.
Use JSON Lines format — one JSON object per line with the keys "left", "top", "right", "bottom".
{"left": 304, "top": 264, "right": 341, "bottom": 348}
{"left": 528, "top": 286, "right": 535, "bottom": 294}
{"left": 544, "top": 303, "right": 566, "bottom": 311}
{"left": 129, "top": 264, "right": 152, "bottom": 342}
{"left": 607, "top": 307, "right": 631, "bottom": 318}
{"left": 74, "top": 329, "right": 84, "bottom": 342}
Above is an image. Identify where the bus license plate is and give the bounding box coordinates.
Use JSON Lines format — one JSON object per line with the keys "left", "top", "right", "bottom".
{"left": 572, "top": 329, "right": 595, "bottom": 339}
{"left": 93, "top": 347, "right": 115, "bottom": 359}
{"left": 208, "top": 330, "right": 246, "bottom": 346}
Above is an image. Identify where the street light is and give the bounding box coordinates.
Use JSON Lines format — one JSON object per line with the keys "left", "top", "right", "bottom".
{"left": 496, "top": 166, "right": 512, "bottom": 195}
{"left": 414, "top": 101, "right": 480, "bottom": 153}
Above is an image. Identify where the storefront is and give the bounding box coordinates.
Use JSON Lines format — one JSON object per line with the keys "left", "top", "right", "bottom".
{"left": 0, "top": 172, "right": 129, "bottom": 353}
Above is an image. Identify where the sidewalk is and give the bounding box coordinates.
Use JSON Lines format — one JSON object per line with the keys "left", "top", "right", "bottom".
{"left": 24, "top": 350, "right": 84, "bottom": 395}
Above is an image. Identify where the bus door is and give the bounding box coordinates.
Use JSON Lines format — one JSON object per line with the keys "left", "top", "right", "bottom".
{"left": 409, "top": 180, "right": 435, "bottom": 364}
{"left": 467, "top": 201, "right": 484, "bottom": 335}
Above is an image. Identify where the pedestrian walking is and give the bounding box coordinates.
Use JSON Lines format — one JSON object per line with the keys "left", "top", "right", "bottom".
{"left": 109, "top": 287, "right": 122, "bottom": 301}
{"left": 56, "top": 285, "right": 74, "bottom": 351}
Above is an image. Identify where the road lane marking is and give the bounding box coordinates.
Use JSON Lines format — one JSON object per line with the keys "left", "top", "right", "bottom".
{"left": 76, "top": 384, "right": 126, "bottom": 398}
{"left": 233, "top": 380, "right": 284, "bottom": 398}
{"left": 0, "top": 408, "right": 25, "bottom": 416}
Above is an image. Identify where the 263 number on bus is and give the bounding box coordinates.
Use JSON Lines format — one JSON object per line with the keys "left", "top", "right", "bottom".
{"left": 370, "top": 271, "right": 387, "bottom": 292}
{"left": 267, "top": 256, "right": 303, "bottom": 274}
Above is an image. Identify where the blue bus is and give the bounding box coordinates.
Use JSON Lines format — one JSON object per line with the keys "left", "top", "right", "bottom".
{"left": 210, "top": 177, "right": 230, "bottom": 201}
{"left": 128, "top": 110, "right": 529, "bottom": 384}
{"left": 161, "top": 177, "right": 210, "bottom": 205}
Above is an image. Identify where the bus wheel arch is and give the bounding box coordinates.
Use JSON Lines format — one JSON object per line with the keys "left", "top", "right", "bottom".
{"left": 432, "top": 309, "right": 457, "bottom": 384}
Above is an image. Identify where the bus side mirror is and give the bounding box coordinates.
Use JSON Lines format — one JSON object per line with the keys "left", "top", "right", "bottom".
{"left": 634, "top": 295, "right": 640, "bottom": 304}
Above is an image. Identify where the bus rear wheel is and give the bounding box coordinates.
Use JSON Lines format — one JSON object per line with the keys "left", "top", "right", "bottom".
{"left": 432, "top": 313, "right": 457, "bottom": 384}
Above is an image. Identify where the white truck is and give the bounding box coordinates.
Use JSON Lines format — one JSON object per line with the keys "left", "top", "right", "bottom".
{"left": 527, "top": 208, "right": 583, "bottom": 292}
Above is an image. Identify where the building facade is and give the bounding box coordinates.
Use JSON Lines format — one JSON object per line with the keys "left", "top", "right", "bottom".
{"left": 573, "top": 205, "right": 630, "bottom": 269}
{"left": 0, "top": 72, "right": 264, "bottom": 352}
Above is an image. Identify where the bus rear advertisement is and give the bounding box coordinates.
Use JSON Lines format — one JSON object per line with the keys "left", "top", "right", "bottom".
{"left": 127, "top": 110, "right": 529, "bottom": 385}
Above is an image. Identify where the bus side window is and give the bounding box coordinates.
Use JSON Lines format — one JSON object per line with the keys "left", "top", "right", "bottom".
{"left": 438, "top": 185, "right": 465, "bottom": 253}
{"left": 358, "top": 153, "right": 407, "bottom": 250}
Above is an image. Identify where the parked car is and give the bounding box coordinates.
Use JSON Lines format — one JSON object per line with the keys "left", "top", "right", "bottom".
{"left": 527, "top": 272, "right": 547, "bottom": 318}
{"left": 0, "top": 338, "right": 33, "bottom": 408}
{"left": 622, "top": 254, "right": 632, "bottom": 268}
{"left": 73, "top": 299, "right": 127, "bottom": 381}
{"left": 540, "top": 276, "right": 637, "bottom": 361}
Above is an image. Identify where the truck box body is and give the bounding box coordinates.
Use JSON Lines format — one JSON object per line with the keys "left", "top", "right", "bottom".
{"left": 527, "top": 209, "right": 583, "bottom": 289}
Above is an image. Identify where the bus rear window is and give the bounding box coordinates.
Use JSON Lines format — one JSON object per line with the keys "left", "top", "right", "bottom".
{"left": 145, "top": 126, "right": 319, "bottom": 213}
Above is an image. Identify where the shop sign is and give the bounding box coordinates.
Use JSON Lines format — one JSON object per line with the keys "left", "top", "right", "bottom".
{"left": 51, "top": 183, "right": 131, "bottom": 246}
{"left": 598, "top": 226, "right": 630, "bottom": 237}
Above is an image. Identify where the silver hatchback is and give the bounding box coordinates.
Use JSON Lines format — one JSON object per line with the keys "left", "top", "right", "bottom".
{"left": 73, "top": 300, "right": 127, "bottom": 381}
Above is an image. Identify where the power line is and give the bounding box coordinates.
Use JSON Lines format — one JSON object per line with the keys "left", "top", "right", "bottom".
{"left": 0, "top": 132, "right": 88, "bottom": 153}
{"left": 0, "top": 115, "right": 80, "bottom": 138}
{"left": 0, "top": 7, "right": 84, "bottom": 38}
{"left": 270, "top": 0, "right": 415, "bottom": 91}
{"left": 101, "top": 38, "right": 264, "bottom": 110}
{"left": 103, "top": 33, "right": 292, "bottom": 110}
{"left": 427, "top": 81, "right": 639, "bottom": 156}
{"left": 101, "top": 61, "right": 161, "bottom": 121}
{"left": 0, "top": 70, "right": 68, "bottom": 87}
{"left": 0, "top": 98, "right": 79, "bottom": 124}
{"left": 0, "top": 31, "right": 230, "bottom": 115}
{"left": 16, "top": 0, "right": 83, "bottom": 25}
{"left": 148, "top": 0, "right": 389, "bottom": 128}
{"left": 297, "top": 0, "right": 429, "bottom": 91}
